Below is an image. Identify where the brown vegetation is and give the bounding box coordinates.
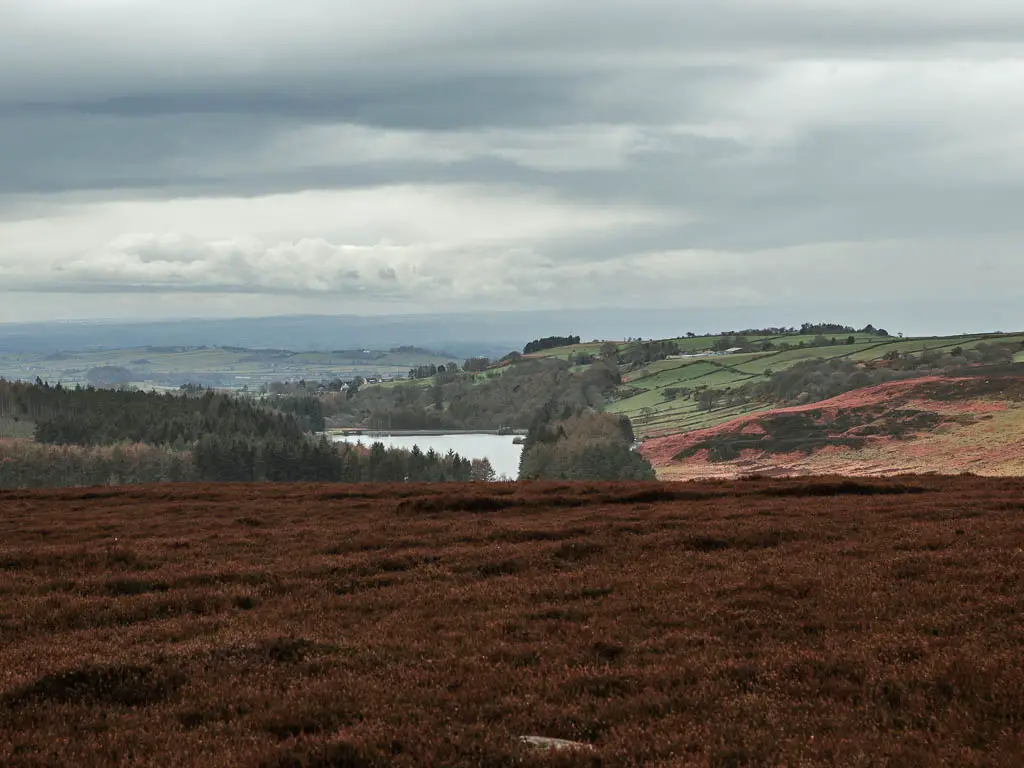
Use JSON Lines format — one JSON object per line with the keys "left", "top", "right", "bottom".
{"left": 2, "top": 477, "right": 1024, "bottom": 766}
{"left": 646, "top": 374, "right": 1024, "bottom": 478}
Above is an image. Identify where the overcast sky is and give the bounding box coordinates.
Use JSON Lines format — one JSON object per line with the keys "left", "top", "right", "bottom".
{"left": 1, "top": 1, "right": 1023, "bottom": 328}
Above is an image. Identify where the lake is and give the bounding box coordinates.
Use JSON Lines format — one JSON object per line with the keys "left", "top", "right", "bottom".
{"left": 332, "top": 433, "right": 523, "bottom": 480}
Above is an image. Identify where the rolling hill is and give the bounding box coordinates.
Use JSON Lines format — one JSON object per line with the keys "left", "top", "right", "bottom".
{"left": 526, "top": 329, "right": 1024, "bottom": 478}
{"left": 0, "top": 346, "right": 458, "bottom": 391}
{"left": 642, "top": 371, "right": 1024, "bottom": 479}
{"left": 529, "top": 331, "right": 1024, "bottom": 437}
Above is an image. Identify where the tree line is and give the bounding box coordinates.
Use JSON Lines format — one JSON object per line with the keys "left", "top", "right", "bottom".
{"left": 324, "top": 358, "right": 622, "bottom": 432}
{"left": 0, "top": 379, "right": 305, "bottom": 447}
{"left": 518, "top": 406, "right": 655, "bottom": 481}
{"left": 0, "top": 436, "right": 488, "bottom": 489}
{"left": 0, "top": 379, "right": 482, "bottom": 489}
{"left": 718, "top": 322, "right": 892, "bottom": 337}
{"left": 407, "top": 362, "right": 461, "bottom": 381}
{"left": 523, "top": 335, "right": 581, "bottom": 354}
{"left": 191, "top": 435, "right": 484, "bottom": 483}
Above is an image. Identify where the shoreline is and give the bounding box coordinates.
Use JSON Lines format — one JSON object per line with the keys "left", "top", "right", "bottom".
{"left": 326, "top": 429, "right": 528, "bottom": 437}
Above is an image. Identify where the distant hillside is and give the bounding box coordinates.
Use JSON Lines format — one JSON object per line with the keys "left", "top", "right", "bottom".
{"left": 334, "top": 326, "right": 1024, "bottom": 454}
{"left": 0, "top": 345, "right": 460, "bottom": 390}
{"left": 0, "top": 315, "right": 520, "bottom": 358}
{"left": 4, "top": 300, "right": 1020, "bottom": 355}
{"left": 526, "top": 330, "right": 1024, "bottom": 440}
{"left": 644, "top": 371, "right": 1024, "bottom": 479}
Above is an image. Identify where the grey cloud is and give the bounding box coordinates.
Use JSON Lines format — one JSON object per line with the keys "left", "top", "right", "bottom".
{"left": 0, "top": 111, "right": 290, "bottom": 196}
{"left": 43, "top": 75, "right": 590, "bottom": 130}
{"left": 5, "top": 3, "right": 1024, "bottom": 98}
{"left": 6, "top": 228, "right": 1019, "bottom": 304}
{"left": 1, "top": 1, "right": 1023, "bottom": 317}
{"left": 27, "top": 235, "right": 456, "bottom": 296}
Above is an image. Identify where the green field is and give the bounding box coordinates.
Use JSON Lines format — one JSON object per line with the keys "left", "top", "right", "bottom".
{"left": 534, "top": 331, "right": 1024, "bottom": 439}
{"left": 522, "top": 342, "right": 607, "bottom": 361}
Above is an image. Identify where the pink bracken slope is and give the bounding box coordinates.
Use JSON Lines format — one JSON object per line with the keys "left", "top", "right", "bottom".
{"left": 641, "top": 375, "right": 1016, "bottom": 470}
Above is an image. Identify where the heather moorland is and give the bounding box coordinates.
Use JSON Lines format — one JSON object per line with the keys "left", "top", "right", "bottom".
{"left": 2, "top": 477, "right": 1023, "bottom": 766}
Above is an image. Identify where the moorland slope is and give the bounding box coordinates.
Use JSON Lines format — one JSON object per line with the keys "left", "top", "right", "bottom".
{"left": 644, "top": 372, "right": 1024, "bottom": 479}
{"left": 3, "top": 478, "right": 1024, "bottom": 766}
{"left": 528, "top": 332, "right": 1024, "bottom": 440}
{"left": 522, "top": 329, "right": 1024, "bottom": 478}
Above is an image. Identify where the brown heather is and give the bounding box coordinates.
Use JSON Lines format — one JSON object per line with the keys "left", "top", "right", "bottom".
{"left": 1, "top": 477, "right": 1023, "bottom": 766}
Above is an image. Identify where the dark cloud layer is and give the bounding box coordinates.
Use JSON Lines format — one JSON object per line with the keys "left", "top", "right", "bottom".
{"left": 0, "top": 1, "right": 1022, "bottom": 322}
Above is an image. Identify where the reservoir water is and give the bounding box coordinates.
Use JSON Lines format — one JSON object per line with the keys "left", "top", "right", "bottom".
{"left": 332, "top": 433, "right": 523, "bottom": 480}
